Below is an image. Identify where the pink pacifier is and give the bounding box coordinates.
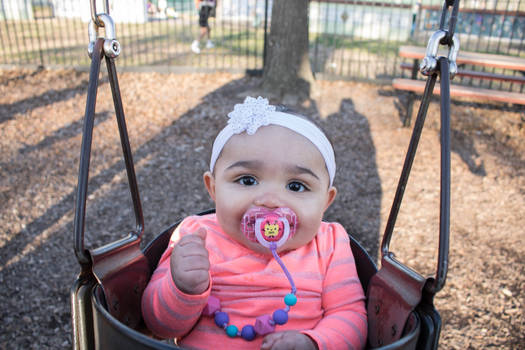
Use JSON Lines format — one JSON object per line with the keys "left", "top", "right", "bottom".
{"left": 241, "top": 207, "right": 298, "bottom": 249}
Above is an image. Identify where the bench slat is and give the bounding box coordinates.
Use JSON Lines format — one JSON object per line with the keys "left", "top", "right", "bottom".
{"left": 393, "top": 78, "right": 525, "bottom": 105}
{"left": 398, "top": 46, "right": 525, "bottom": 71}
{"left": 399, "top": 62, "right": 525, "bottom": 84}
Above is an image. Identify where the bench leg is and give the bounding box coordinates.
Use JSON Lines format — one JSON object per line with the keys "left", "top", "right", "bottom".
{"left": 403, "top": 59, "right": 420, "bottom": 127}
{"left": 403, "top": 92, "right": 415, "bottom": 127}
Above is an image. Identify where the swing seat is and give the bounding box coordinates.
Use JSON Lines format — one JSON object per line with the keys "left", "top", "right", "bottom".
{"left": 72, "top": 210, "right": 431, "bottom": 350}
{"left": 72, "top": 33, "right": 446, "bottom": 350}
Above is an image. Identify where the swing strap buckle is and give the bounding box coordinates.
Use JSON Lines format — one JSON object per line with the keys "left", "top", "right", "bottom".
{"left": 87, "top": 1, "right": 120, "bottom": 59}
{"left": 419, "top": 30, "right": 459, "bottom": 78}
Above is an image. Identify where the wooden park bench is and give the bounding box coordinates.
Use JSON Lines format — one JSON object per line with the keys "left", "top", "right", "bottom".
{"left": 393, "top": 45, "right": 525, "bottom": 126}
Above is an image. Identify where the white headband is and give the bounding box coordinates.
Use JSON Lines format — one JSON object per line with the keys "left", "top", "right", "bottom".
{"left": 210, "top": 96, "right": 336, "bottom": 186}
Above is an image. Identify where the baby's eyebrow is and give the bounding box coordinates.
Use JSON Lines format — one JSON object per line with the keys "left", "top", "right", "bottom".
{"left": 225, "top": 160, "right": 263, "bottom": 171}
{"left": 287, "top": 165, "right": 320, "bottom": 180}
{"left": 226, "top": 161, "right": 320, "bottom": 180}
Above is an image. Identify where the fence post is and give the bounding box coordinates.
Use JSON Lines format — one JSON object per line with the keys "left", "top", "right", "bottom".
{"left": 263, "top": 0, "right": 269, "bottom": 71}
{"left": 34, "top": 19, "right": 44, "bottom": 68}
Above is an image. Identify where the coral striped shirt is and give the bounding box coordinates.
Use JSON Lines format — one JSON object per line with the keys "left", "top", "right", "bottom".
{"left": 142, "top": 214, "right": 367, "bottom": 349}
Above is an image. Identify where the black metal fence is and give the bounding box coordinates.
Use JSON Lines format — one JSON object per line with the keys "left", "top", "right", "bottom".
{"left": 1, "top": 0, "right": 524, "bottom": 87}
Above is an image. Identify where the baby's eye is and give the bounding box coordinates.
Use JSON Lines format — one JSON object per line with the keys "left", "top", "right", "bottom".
{"left": 287, "top": 181, "right": 308, "bottom": 192}
{"left": 237, "top": 175, "right": 258, "bottom": 186}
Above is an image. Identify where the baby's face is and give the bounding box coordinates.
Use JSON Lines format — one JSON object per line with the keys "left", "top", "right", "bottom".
{"left": 204, "top": 125, "right": 337, "bottom": 255}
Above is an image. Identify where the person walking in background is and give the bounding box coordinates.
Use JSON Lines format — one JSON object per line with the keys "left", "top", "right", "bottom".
{"left": 191, "top": 0, "right": 217, "bottom": 54}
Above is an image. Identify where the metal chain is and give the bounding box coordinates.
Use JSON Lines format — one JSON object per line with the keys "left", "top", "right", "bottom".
{"left": 439, "top": 0, "right": 460, "bottom": 45}
{"left": 91, "top": 0, "right": 110, "bottom": 26}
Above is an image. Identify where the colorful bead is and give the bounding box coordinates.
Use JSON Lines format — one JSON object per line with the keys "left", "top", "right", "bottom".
{"left": 203, "top": 295, "right": 221, "bottom": 316}
{"left": 284, "top": 293, "right": 297, "bottom": 306}
{"left": 214, "top": 312, "right": 229, "bottom": 328}
{"left": 254, "top": 314, "right": 275, "bottom": 335}
{"left": 226, "top": 324, "right": 238, "bottom": 337}
{"left": 241, "top": 325, "right": 256, "bottom": 341}
{"left": 272, "top": 309, "right": 288, "bottom": 325}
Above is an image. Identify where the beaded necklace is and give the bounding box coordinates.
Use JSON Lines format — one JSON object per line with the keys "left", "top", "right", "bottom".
{"left": 203, "top": 209, "right": 297, "bottom": 341}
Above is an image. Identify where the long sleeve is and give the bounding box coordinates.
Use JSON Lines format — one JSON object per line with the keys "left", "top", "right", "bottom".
{"left": 302, "top": 223, "right": 368, "bottom": 350}
{"left": 141, "top": 221, "right": 211, "bottom": 339}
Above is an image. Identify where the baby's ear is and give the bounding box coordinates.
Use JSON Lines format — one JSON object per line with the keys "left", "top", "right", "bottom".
{"left": 324, "top": 186, "right": 337, "bottom": 212}
{"left": 203, "top": 171, "right": 216, "bottom": 201}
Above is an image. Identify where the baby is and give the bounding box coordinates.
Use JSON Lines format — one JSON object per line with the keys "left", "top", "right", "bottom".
{"left": 141, "top": 97, "right": 367, "bottom": 349}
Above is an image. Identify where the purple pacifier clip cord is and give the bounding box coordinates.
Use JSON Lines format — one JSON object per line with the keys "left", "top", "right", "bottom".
{"left": 205, "top": 215, "right": 299, "bottom": 341}
{"left": 269, "top": 242, "right": 297, "bottom": 294}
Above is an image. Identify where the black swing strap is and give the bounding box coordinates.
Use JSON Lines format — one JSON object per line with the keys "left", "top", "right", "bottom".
{"left": 366, "top": 0, "right": 457, "bottom": 347}
{"left": 74, "top": 13, "right": 143, "bottom": 268}
{"left": 74, "top": 37, "right": 105, "bottom": 267}
{"left": 73, "top": 10, "right": 149, "bottom": 329}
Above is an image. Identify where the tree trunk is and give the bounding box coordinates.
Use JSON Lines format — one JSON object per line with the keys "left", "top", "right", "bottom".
{"left": 261, "top": 0, "right": 315, "bottom": 103}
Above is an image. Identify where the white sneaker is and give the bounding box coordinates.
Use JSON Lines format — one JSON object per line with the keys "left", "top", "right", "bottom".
{"left": 206, "top": 40, "right": 215, "bottom": 49}
{"left": 191, "top": 40, "right": 200, "bottom": 54}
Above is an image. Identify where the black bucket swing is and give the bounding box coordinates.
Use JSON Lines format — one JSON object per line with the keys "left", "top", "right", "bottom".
{"left": 71, "top": 1, "right": 458, "bottom": 348}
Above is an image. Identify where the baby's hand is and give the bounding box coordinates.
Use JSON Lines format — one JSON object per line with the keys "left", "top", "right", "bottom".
{"left": 261, "top": 331, "right": 318, "bottom": 350}
{"left": 170, "top": 227, "right": 210, "bottom": 295}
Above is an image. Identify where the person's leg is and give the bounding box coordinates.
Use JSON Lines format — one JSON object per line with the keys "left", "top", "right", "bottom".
{"left": 205, "top": 26, "right": 214, "bottom": 48}
{"left": 199, "top": 26, "right": 208, "bottom": 41}
{"left": 192, "top": 6, "right": 208, "bottom": 53}
{"left": 204, "top": 7, "right": 213, "bottom": 49}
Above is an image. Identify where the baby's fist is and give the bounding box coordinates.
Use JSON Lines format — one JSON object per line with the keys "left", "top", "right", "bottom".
{"left": 170, "top": 228, "right": 210, "bottom": 295}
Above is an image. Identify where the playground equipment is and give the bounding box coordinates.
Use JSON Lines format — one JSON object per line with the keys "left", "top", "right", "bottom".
{"left": 71, "top": 0, "right": 458, "bottom": 348}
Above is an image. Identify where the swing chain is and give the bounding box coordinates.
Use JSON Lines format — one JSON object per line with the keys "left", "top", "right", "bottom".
{"left": 91, "top": 0, "right": 110, "bottom": 26}
{"left": 419, "top": 0, "right": 460, "bottom": 78}
{"left": 440, "top": 0, "right": 460, "bottom": 45}
{"left": 87, "top": 0, "right": 121, "bottom": 58}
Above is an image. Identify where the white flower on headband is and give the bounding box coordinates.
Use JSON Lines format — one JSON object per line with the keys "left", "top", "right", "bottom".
{"left": 227, "top": 96, "right": 276, "bottom": 135}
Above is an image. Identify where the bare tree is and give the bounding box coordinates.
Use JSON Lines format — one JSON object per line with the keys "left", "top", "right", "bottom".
{"left": 262, "top": 0, "right": 316, "bottom": 103}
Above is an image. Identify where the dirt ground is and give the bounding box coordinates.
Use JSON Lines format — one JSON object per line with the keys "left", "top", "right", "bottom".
{"left": 0, "top": 67, "right": 523, "bottom": 349}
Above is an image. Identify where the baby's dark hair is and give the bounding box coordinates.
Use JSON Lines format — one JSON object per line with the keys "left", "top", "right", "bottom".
{"left": 274, "top": 105, "right": 306, "bottom": 118}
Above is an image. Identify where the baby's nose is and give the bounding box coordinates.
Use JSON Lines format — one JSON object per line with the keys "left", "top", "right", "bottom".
{"left": 254, "top": 191, "right": 284, "bottom": 209}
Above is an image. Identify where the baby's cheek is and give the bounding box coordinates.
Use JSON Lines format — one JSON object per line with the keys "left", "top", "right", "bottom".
{"left": 292, "top": 225, "right": 320, "bottom": 247}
